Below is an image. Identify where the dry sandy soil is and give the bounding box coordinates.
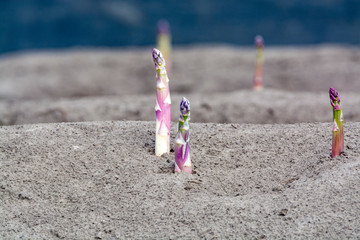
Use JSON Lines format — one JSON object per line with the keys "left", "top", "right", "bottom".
{"left": 1, "top": 90, "right": 360, "bottom": 126}
{"left": 1, "top": 121, "right": 359, "bottom": 239}
{"left": 0, "top": 45, "right": 359, "bottom": 101}
{"left": 0, "top": 45, "right": 359, "bottom": 239}
{"left": 0, "top": 45, "right": 359, "bottom": 125}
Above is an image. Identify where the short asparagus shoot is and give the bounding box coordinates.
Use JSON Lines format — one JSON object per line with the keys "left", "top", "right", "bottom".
{"left": 329, "top": 87, "right": 344, "bottom": 157}
{"left": 253, "top": 35, "right": 264, "bottom": 90}
{"left": 153, "top": 48, "right": 171, "bottom": 156}
{"left": 174, "top": 97, "right": 192, "bottom": 174}
{"left": 157, "top": 19, "right": 172, "bottom": 73}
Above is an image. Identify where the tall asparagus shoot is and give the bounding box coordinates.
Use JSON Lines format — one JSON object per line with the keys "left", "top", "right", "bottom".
{"left": 153, "top": 48, "right": 171, "bottom": 156}
{"left": 329, "top": 87, "right": 344, "bottom": 157}
{"left": 253, "top": 35, "right": 264, "bottom": 90}
{"left": 157, "top": 20, "right": 172, "bottom": 73}
{"left": 174, "top": 97, "right": 192, "bottom": 174}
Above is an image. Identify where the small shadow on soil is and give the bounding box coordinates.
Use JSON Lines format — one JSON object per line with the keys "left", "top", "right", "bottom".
{"left": 157, "top": 162, "right": 174, "bottom": 174}
{"left": 144, "top": 139, "right": 155, "bottom": 154}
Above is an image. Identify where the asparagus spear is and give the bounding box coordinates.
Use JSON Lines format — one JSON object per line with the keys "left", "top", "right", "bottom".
{"left": 157, "top": 20, "right": 172, "bottom": 73}
{"left": 152, "top": 48, "right": 171, "bottom": 156}
{"left": 253, "top": 35, "right": 264, "bottom": 90}
{"left": 175, "top": 97, "right": 192, "bottom": 173}
{"left": 329, "top": 87, "right": 344, "bottom": 157}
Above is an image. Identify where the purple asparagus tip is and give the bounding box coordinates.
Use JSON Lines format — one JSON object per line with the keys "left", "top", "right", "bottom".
{"left": 255, "top": 35, "right": 264, "bottom": 48}
{"left": 157, "top": 19, "right": 170, "bottom": 34}
{"left": 329, "top": 87, "right": 339, "bottom": 102}
{"left": 180, "top": 97, "right": 190, "bottom": 116}
{"left": 152, "top": 48, "right": 165, "bottom": 67}
{"left": 329, "top": 87, "right": 341, "bottom": 110}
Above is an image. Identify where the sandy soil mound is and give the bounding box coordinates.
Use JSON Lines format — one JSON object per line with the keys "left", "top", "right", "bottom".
{"left": 1, "top": 121, "right": 359, "bottom": 239}
{"left": 1, "top": 90, "right": 360, "bottom": 126}
{"left": 1, "top": 45, "right": 359, "bottom": 126}
{"left": 0, "top": 45, "right": 359, "bottom": 101}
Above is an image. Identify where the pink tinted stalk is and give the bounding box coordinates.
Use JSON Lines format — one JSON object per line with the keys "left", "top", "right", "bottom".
{"left": 253, "top": 35, "right": 264, "bottom": 90}
{"left": 157, "top": 20, "right": 172, "bottom": 73}
{"left": 329, "top": 87, "right": 343, "bottom": 157}
{"left": 152, "top": 48, "right": 171, "bottom": 156}
{"left": 174, "top": 97, "right": 192, "bottom": 174}
{"left": 340, "top": 110, "right": 344, "bottom": 152}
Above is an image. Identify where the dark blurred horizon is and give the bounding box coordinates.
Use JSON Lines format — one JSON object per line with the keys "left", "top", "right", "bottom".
{"left": 0, "top": 0, "right": 359, "bottom": 54}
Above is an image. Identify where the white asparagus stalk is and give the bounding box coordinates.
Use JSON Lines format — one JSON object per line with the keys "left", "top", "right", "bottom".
{"left": 152, "top": 48, "right": 171, "bottom": 156}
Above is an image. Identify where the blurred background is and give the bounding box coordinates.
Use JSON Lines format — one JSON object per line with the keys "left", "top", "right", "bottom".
{"left": 1, "top": 0, "right": 359, "bottom": 54}
{"left": 1, "top": 0, "right": 359, "bottom": 126}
